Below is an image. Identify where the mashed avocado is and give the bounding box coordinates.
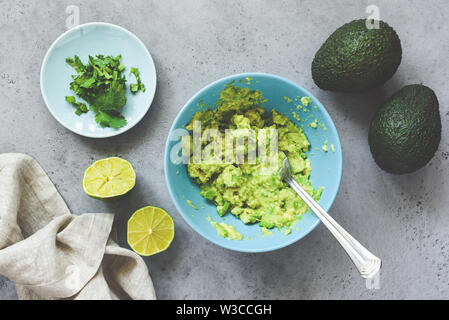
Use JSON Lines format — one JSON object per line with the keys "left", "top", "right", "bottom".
{"left": 185, "top": 83, "right": 322, "bottom": 237}
{"left": 207, "top": 217, "right": 243, "bottom": 240}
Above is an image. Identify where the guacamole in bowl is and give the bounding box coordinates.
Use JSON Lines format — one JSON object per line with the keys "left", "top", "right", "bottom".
{"left": 165, "top": 73, "right": 342, "bottom": 253}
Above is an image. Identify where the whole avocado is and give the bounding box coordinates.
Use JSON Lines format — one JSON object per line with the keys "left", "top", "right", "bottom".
{"left": 369, "top": 84, "right": 441, "bottom": 174}
{"left": 312, "top": 19, "right": 402, "bottom": 92}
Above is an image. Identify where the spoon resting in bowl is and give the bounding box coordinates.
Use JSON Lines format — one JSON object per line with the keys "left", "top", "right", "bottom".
{"left": 279, "top": 155, "right": 381, "bottom": 279}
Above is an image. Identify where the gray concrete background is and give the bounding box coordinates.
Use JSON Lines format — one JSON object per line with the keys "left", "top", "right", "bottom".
{"left": 1, "top": 0, "right": 448, "bottom": 299}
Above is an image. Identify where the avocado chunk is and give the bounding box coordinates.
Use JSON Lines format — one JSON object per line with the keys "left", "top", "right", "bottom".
{"left": 368, "top": 84, "right": 441, "bottom": 174}
{"left": 312, "top": 19, "right": 402, "bottom": 92}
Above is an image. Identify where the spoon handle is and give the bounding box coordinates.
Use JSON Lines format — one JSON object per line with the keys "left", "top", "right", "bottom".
{"left": 287, "top": 177, "right": 381, "bottom": 278}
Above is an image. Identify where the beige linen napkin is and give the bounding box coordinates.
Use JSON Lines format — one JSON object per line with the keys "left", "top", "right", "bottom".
{"left": 0, "top": 153, "right": 156, "bottom": 300}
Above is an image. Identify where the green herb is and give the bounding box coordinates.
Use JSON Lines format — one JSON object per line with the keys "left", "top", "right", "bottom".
{"left": 65, "top": 54, "right": 146, "bottom": 129}
{"left": 129, "top": 67, "right": 145, "bottom": 93}
{"left": 65, "top": 96, "right": 88, "bottom": 116}
{"left": 95, "top": 110, "right": 127, "bottom": 129}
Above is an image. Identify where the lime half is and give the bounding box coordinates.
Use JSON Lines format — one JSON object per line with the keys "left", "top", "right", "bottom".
{"left": 127, "top": 206, "right": 175, "bottom": 256}
{"left": 83, "top": 157, "right": 136, "bottom": 199}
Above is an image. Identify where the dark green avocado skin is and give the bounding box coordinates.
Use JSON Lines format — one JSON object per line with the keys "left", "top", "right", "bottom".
{"left": 312, "top": 19, "right": 402, "bottom": 92}
{"left": 369, "top": 85, "right": 441, "bottom": 174}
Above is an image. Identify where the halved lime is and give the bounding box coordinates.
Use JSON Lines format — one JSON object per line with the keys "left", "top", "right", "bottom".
{"left": 127, "top": 206, "right": 175, "bottom": 256}
{"left": 83, "top": 157, "right": 136, "bottom": 199}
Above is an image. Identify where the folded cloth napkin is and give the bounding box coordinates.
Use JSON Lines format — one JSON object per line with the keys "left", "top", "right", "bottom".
{"left": 0, "top": 153, "right": 156, "bottom": 300}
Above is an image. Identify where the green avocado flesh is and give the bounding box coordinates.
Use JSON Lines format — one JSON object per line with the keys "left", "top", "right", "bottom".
{"left": 369, "top": 84, "right": 441, "bottom": 174}
{"left": 207, "top": 217, "right": 243, "bottom": 240}
{"left": 312, "top": 19, "right": 402, "bottom": 92}
{"left": 185, "top": 83, "right": 323, "bottom": 237}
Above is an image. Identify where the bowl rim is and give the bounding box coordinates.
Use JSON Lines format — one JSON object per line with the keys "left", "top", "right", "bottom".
{"left": 164, "top": 72, "right": 343, "bottom": 253}
{"left": 40, "top": 22, "right": 157, "bottom": 138}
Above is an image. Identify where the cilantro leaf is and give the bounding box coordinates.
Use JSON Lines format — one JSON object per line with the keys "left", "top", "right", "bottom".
{"left": 80, "top": 74, "right": 97, "bottom": 88}
{"left": 130, "top": 83, "right": 139, "bottom": 93}
{"left": 129, "top": 67, "right": 145, "bottom": 93}
{"left": 65, "top": 96, "right": 76, "bottom": 104}
{"left": 65, "top": 96, "right": 88, "bottom": 116}
{"left": 92, "top": 81, "right": 127, "bottom": 110}
{"left": 66, "top": 56, "right": 85, "bottom": 73}
{"left": 95, "top": 110, "right": 127, "bottom": 129}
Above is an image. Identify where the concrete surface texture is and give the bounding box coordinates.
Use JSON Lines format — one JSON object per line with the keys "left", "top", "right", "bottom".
{"left": 1, "top": 0, "right": 448, "bottom": 299}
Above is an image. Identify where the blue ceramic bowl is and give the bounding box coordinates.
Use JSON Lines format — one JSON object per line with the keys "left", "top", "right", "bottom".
{"left": 40, "top": 22, "right": 157, "bottom": 138}
{"left": 165, "top": 73, "right": 342, "bottom": 252}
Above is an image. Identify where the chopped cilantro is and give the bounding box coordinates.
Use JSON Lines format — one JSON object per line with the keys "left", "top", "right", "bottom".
{"left": 65, "top": 54, "right": 145, "bottom": 129}
{"left": 65, "top": 96, "right": 88, "bottom": 116}
{"left": 129, "top": 67, "right": 145, "bottom": 93}
{"left": 95, "top": 110, "right": 127, "bottom": 129}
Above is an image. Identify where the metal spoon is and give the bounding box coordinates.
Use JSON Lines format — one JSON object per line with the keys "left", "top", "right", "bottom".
{"left": 279, "top": 156, "right": 381, "bottom": 279}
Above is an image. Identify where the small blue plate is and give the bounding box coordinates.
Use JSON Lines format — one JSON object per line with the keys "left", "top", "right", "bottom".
{"left": 165, "top": 73, "right": 343, "bottom": 253}
{"left": 40, "top": 22, "right": 157, "bottom": 138}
